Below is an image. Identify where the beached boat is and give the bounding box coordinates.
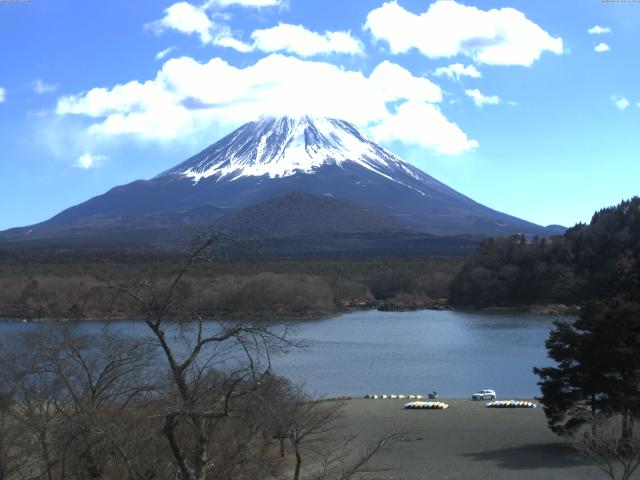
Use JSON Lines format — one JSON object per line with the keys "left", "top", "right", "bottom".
{"left": 365, "top": 394, "right": 423, "bottom": 400}
{"left": 486, "top": 400, "right": 537, "bottom": 408}
{"left": 404, "top": 401, "right": 449, "bottom": 410}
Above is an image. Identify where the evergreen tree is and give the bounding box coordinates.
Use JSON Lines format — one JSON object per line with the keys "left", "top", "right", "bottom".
{"left": 535, "top": 299, "right": 640, "bottom": 438}
{"left": 450, "top": 196, "right": 640, "bottom": 308}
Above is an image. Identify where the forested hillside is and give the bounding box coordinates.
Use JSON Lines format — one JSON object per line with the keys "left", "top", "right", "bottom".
{"left": 450, "top": 197, "right": 640, "bottom": 308}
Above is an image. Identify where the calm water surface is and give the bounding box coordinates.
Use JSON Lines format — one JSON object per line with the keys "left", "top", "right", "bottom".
{"left": 0, "top": 309, "right": 558, "bottom": 398}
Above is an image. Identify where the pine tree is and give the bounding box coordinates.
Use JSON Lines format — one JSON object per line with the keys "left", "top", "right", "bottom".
{"left": 535, "top": 299, "right": 640, "bottom": 438}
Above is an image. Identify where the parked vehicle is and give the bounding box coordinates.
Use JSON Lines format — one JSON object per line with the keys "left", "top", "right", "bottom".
{"left": 471, "top": 389, "right": 496, "bottom": 400}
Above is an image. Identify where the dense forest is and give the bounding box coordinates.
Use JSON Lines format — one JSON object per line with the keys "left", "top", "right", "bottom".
{"left": 450, "top": 197, "right": 640, "bottom": 308}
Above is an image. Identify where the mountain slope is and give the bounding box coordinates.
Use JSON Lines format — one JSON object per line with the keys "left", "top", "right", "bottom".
{"left": 0, "top": 116, "right": 561, "bottom": 252}
{"left": 214, "top": 191, "right": 401, "bottom": 238}
{"left": 205, "top": 191, "right": 479, "bottom": 258}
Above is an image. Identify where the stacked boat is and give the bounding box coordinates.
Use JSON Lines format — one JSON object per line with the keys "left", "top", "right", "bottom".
{"left": 404, "top": 401, "right": 449, "bottom": 410}
{"left": 486, "top": 400, "right": 537, "bottom": 409}
{"left": 364, "top": 394, "right": 423, "bottom": 400}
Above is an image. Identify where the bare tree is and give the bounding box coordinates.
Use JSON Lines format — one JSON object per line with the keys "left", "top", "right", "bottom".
{"left": 0, "top": 330, "right": 67, "bottom": 480}
{"left": 287, "top": 398, "right": 344, "bottom": 480}
{"left": 310, "top": 430, "right": 401, "bottom": 480}
{"left": 48, "top": 326, "right": 159, "bottom": 480}
{"left": 0, "top": 324, "right": 162, "bottom": 480}
{"left": 0, "top": 391, "right": 26, "bottom": 480}
{"left": 95, "top": 236, "right": 295, "bottom": 480}
{"left": 577, "top": 414, "right": 640, "bottom": 480}
{"left": 257, "top": 376, "right": 401, "bottom": 480}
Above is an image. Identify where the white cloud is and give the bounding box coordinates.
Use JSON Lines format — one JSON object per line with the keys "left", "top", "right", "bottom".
{"left": 465, "top": 89, "right": 501, "bottom": 107}
{"left": 75, "top": 153, "right": 108, "bottom": 169}
{"left": 594, "top": 42, "right": 610, "bottom": 53}
{"left": 0, "top": 87, "right": 5, "bottom": 103}
{"left": 250, "top": 23, "right": 364, "bottom": 57}
{"left": 148, "top": 2, "right": 213, "bottom": 43}
{"left": 215, "top": 35, "right": 254, "bottom": 52}
{"left": 588, "top": 25, "right": 611, "bottom": 35}
{"left": 370, "top": 60, "right": 442, "bottom": 103}
{"left": 33, "top": 79, "right": 58, "bottom": 94}
{"left": 612, "top": 95, "right": 630, "bottom": 110}
{"left": 156, "top": 46, "right": 177, "bottom": 60}
{"left": 56, "top": 54, "right": 476, "bottom": 155}
{"left": 204, "top": 0, "right": 284, "bottom": 7}
{"left": 364, "top": 0, "right": 563, "bottom": 67}
{"left": 435, "top": 63, "right": 481, "bottom": 80}
{"left": 148, "top": 3, "right": 250, "bottom": 55}
{"left": 369, "top": 100, "right": 478, "bottom": 155}
{"left": 148, "top": 3, "right": 358, "bottom": 58}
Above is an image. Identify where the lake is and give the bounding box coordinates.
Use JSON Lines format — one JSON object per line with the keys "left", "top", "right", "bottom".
{"left": 0, "top": 309, "right": 559, "bottom": 398}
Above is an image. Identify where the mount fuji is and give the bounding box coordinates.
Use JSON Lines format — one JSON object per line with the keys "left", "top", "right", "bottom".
{"left": 1, "top": 116, "right": 562, "bottom": 254}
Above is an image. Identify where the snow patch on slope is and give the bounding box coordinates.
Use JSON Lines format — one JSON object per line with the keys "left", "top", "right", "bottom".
{"left": 166, "top": 116, "right": 427, "bottom": 195}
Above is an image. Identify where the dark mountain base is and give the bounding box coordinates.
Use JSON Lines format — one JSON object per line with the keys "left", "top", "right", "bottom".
{"left": 251, "top": 233, "right": 479, "bottom": 258}
{"left": 0, "top": 192, "right": 480, "bottom": 257}
{"left": 0, "top": 233, "right": 479, "bottom": 259}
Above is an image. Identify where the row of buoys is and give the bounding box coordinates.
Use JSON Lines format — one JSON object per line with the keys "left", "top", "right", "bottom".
{"left": 486, "top": 400, "right": 537, "bottom": 408}
{"left": 404, "top": 401, "right": 449, "bottom": 410}
{"left": 365, "top": 394, "right": 424, "bottom": 400}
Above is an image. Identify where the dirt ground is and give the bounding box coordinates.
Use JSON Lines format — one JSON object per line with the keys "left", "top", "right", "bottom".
{"left": 329, "top": 399, "right": 619, "bottom": 480}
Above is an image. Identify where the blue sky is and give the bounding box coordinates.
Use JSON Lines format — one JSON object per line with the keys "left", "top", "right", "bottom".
{"left": 1, "top": 0, "right": 639, "bottom": 231}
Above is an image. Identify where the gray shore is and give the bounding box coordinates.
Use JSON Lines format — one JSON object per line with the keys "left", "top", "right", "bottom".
{"left": 330, "top": 399, "right": 610, "bottom": 480}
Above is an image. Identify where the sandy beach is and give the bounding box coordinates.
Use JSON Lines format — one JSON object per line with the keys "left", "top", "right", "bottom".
{"left": 331, "top": 399, "right": 611, "bottom": 480}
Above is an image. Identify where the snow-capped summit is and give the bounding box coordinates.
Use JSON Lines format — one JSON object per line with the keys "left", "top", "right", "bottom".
{"left": 1, "top": 115, "right": 561, "bottom": 251}
{"left": 161, "top": 116, "right": 426, "bottom": 191}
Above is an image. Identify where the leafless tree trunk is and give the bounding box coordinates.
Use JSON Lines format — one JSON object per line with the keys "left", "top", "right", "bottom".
{"left": 0, "top": 393, "right": 26, "bottom": 480}
{"left": 0, "top": 323, "right": 160, "bottom": 480}
{"left": 258, "top": 377, "right": 402, "bottom": 480}
{"left": 312, "top": 431, "right": 402, "bottom": 480}
{"left": 578, "top": 413, "right": 640, "bottom": 480}
{"left": 99, "top": 236, "right": 295, "bottom": 480}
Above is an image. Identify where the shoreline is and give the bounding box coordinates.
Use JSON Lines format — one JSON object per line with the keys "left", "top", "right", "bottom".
{"left": 0, "top": 302, "right": 577, "bottom": 323}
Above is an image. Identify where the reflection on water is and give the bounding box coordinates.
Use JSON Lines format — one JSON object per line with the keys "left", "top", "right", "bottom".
{"left": 0, "top": 309, "right": 559, "bottom": 398}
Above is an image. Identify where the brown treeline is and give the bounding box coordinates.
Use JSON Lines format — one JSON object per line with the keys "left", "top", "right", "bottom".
{"left": 0, "top": 251, "right": 461, "bottom": 320}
